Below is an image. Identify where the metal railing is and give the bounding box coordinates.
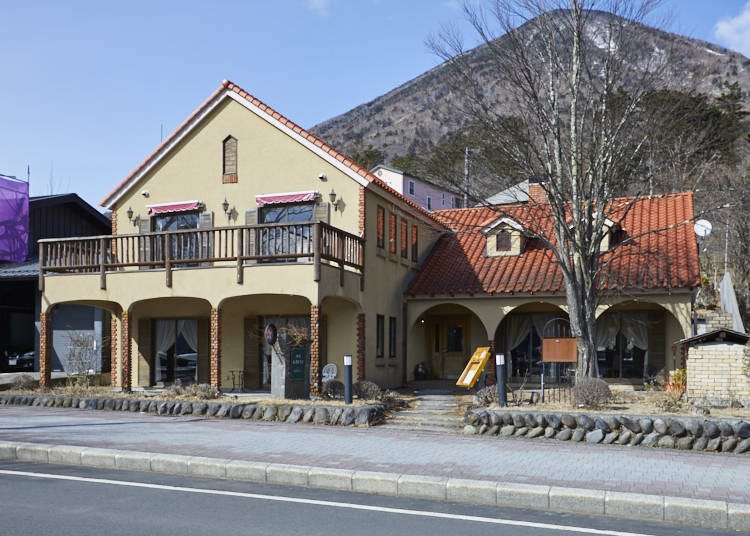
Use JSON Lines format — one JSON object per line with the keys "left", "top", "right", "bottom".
{"left": 39, "top": 222, "right": 364, "bottom": 290}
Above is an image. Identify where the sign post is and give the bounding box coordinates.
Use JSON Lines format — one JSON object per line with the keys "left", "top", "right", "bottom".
{"left": 344, "top": 354, "right": 353, "bottom": 404}
{"left": 496, "top": 353, "right": 506, "bottom": 407}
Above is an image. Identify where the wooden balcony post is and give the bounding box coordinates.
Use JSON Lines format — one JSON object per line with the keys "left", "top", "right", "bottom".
{"left": 38, "top": 242, "right": 45, "bottom": 292}
{"left": 99, "top": 237, "right": 107, "bottom": 289}
{"left": 313, "top": 223, "right": 321, "bottom": 282}
{"left": 164, "top": 236, "right": 172, "bottom": 287}
{"left": 236, "top": 227, "right": 244, "bottom": 284}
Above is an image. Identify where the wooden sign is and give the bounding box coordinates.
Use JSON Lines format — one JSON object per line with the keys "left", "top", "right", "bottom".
{"left": 456, "top": 347, "right": 491, "bottom": 388}
{"left": 541, "top": 337, "right": 577, "bottom": 362}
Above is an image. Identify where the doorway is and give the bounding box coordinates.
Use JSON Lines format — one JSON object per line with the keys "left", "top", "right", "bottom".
{"left": 428, "top": 318, "right": 468, "bottom": 379}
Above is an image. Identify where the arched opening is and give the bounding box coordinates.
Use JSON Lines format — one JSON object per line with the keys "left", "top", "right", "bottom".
{"left": 409, "top": 303, "right": 488, "bottom": 380}
{"left": 596, "top": 301, "right": 686, "bottom": 381}
{"left": 129, "top": 297, "right": 212, "bottom": 387}
{"left": 493, "top": 303, "right": 569, "bottom": 382}
{"left": 38, "top": 300, "right": 121, "bottom": 386}
{"left": 220, "top": 294, "right": 313, "bottom": 396}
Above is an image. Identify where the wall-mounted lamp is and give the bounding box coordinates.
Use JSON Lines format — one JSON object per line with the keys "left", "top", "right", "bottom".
{"left": 222, "top": 198, "right": 232, "bottom": 219}
{"left": 126, "top": 206, "right": 140, "bottom": 227}
{"left": 329, "top": 189, "right": 340, "bottom": 212}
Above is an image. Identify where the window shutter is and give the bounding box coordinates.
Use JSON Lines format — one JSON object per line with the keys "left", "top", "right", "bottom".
{"left": 198, "top": 211, "right": 213, "bottom": 264}
{"left": 245, "top": 208, "right": 258, "bottom": 265}
{"left": 138, "top": 217, "right": 152, "bottom": 270}
{"left": 314, "top": 201, "right": 329, "bottom": 224}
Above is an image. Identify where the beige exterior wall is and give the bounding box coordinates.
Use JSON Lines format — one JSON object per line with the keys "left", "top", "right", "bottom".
{"left": 687, "top": 342, "right": 750, "bottom": 404}
{"left": 41, "top": 93, "right": 445, "bottom": 391}
{"left": 486, "top": 227, "right": 524, "bottom": 257}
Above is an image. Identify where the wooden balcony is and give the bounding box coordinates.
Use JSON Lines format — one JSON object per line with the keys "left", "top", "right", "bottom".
{"left": 39, "top": 222, "right": 364, "bottom": 290}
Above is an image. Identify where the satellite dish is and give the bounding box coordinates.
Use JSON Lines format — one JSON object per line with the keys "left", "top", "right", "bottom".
{"left": 694, "top": 219, "right": 712, "bottom": 238}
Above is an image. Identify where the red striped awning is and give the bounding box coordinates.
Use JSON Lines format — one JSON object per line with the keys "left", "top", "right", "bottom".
{"left": 255, "top": 190, "right": 317, "bottom": 206}
{"left": 147, "top": 201, "right": 201, "bottom": 215}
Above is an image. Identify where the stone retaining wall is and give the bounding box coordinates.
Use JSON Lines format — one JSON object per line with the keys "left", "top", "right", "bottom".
{"left": 464, "top": 409, "right": 750, "bottom": 454}
{"left": 0, "top": 394, "right": 385, "bottom": 427}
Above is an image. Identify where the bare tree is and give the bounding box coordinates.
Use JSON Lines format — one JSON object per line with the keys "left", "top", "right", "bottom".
{"left": 429, "top": 0, "right": 694, "bottom": 378}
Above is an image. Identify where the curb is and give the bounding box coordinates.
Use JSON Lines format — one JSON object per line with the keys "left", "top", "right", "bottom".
{"left": 0, "top": 440, "right": 748, "bottom": 531}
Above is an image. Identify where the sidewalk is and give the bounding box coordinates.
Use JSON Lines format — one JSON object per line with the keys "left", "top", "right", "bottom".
{"left": 1, "top": 405, "right": 749, "bottom": 529}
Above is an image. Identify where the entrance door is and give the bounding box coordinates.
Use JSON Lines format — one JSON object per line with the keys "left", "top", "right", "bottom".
{"left": 429, "top": 318, "right": 468, "bottom": 379}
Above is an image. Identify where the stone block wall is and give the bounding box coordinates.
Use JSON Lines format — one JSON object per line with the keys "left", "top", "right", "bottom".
{"left": 687, "top": 341, "right": 750, "bottom": 407}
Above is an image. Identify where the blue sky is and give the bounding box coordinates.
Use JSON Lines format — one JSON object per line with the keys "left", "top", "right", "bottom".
{"left": 2, "top": 0, "right": 750, "bottom": 208}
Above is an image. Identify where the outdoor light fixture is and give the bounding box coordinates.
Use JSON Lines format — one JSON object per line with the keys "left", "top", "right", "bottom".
{"left": 126, "top": 206, "right": 133, "bottom": 221}
{"left": 329, "top": 189, "right": 340, "bottom": 212}
{"left": 126, "top": 206, "right": 140, "bottom": 226}
{"left": 222, "top": 198, "right": 231, "bottom": 218}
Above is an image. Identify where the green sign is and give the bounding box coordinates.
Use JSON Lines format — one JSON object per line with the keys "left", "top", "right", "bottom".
{"left": 289, "top": 346, "right": 306, "bottom": 382}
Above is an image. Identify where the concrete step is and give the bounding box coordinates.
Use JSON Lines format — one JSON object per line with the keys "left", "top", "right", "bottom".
{"left": 379, "top": 423, "right": 462, "bottom": 433}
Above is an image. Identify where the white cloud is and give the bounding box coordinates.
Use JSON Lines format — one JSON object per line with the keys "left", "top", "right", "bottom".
{"left": 715, "top": 1, "right": 750, "bottom": 56}
{"left": 306, "top": 0, "right": 331, "bottom": 16}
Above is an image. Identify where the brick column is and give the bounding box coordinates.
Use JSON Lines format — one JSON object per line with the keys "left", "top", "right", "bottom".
{"left": 110, "top": 315, "right": 119, "bottom": 387}
{"left": 39, "top": 311, "right": 51, "bottom": 390}
{"left": 356, "top": 313, "right": 366, "bottom": 381}
{"left": 210, "top": 307, "right": 221, "bottom": 389}
{"left": 310, "top": 305, "right": 320, "bottom": 396}
{"left": 110, "top": 209, "right": 118, "bottom": 256}
{"left": 121, "top": 311, "right": 131, "bottom": 391}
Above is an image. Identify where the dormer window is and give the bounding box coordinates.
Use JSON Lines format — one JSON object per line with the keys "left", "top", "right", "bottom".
{"left": 496, "top": 230, "right": 512, "bottom": 251}
{"left": 484, "top": 217, "right": 525, "bottom": 257}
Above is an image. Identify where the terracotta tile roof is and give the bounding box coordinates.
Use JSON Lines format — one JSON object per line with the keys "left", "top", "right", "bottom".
{"left": 408, "top": 192, "right": 700, "bottom": 297}
{"left": 101, "top": 81, "right": 446, "bottom": 227}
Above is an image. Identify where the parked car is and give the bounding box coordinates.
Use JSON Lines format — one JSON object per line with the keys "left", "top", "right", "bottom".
{"left": 3, "top": 351, "right": 34, "bottom": 372}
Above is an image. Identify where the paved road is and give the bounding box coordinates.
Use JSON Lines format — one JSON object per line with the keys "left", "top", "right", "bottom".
{"left": 0, "top": 461, "right": 736, "bottom": 536}
{"left": 1, "top": 406, "right": 749, "bottom": 504}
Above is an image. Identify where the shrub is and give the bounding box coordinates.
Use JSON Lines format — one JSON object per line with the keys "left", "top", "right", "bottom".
{"left": 165, "top": 381, "right": 220, "bottom": 400}
{"left": 665, "top": 368, "right": 687, "bottom": 394}
{"left": 353, "top": 380, "right": 382, "bottom": 400}
{"left": 11, "top": 374, "right": 36, "bottom": 391}
{"left": 323, "top": 380, "right": 345, "bottom": 399}
{"left": 474, "top": 385, "right": 498, "bottom": 406}
{"left": 572, "top": 377, "right": 612, "bottom": 408}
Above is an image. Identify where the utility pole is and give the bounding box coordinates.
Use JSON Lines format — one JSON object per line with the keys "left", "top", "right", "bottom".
{"left": 463, "top": 147, "right": 470, "bottom": 208}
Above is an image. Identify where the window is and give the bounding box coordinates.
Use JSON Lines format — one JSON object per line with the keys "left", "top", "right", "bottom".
{"left": 222, "top": 136, "right": 238, "bottom": 182}
{"left": 446, "top": 323, "right": 464, "bottom": 352}
{"left": 427, "top": 197, "right": 432, "bottom": 211}
{"left": 153, "top": 319, "right": 199, "bottom": 384}
{"left": 411, "top": 224, "right": 418, "bottom": 262}
{"left": 389, "top": 212, "right": 397, "bottom": 254}
{"left": 400, "top": 218, "right": 408, "bottom": 258}
{"left": 452, "top": 197, "right": 462, "bottom": 209}
{"left": 153, "top": 212, "right": 200, "bottom": 263}
{"left": 408, "top": 180, "right": 415, "bottom": 195}
{"left": 376, "top": 206, "right": 385, "bottom": 249}
{"left": 376, "top": 314, "right": 385, "bottom": 358}
{"left": 389, "top": 316, "right": 397, "bottom": 358}
{"left": 441, "top": 192, "right": 446, "bottom": 206}
{"left": 496, "top": 230, "right": 512, "bottom": 251}
{"left": 259, "top": 202, "right": 314, "bottom": 262}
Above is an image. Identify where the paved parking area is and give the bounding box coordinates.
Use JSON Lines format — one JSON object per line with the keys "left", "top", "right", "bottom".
{"left": 1, "top": 405, "right": 748, "bottom": 503}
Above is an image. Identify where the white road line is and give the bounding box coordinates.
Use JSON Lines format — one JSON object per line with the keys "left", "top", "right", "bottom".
{"left": 0, "top": 469, "right": 657, "bottom": 536}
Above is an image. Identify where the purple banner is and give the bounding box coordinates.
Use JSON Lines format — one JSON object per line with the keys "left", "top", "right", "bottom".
{"left": 0, "top": 176, "right": 29, "bottom": 263}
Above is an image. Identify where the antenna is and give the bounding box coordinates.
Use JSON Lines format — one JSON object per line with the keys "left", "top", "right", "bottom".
{"left": 694, "top": 219, "right": 712, "bottom": 238}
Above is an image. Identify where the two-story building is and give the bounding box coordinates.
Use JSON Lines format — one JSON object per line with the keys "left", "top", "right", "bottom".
{"left": 370, "top": 164, "right": 463, "bottom": 211}
{"left": 37, "top": 81, "right": 700, "bottom": 395}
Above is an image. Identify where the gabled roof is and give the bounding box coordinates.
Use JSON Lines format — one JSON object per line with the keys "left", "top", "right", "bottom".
{"left": 408, "top": 192, "right": 700, "bottom": 297}
{"left": 679, "top": 328, "right": 750, "bottom": 346}
{"left": 31, "top": 194, "right": 111, "bottom": 229}
{"left": 101, "top": 80, "right": 446, "bottom": 228}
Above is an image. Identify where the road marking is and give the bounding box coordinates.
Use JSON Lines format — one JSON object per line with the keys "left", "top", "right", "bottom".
{"left": 0, "top": 469, "right": 657, "bottom": 536}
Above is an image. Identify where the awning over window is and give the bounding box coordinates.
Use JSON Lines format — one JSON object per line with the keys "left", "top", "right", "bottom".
{"left": 147, "top": 200, "right": 201, "bottom": 215}
{"left": 255, "top": 190, "right": 317, "bottom": 206}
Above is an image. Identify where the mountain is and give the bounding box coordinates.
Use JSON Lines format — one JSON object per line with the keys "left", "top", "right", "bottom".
{"left": 310, "top": 11, "right": 750, "bottom": 169}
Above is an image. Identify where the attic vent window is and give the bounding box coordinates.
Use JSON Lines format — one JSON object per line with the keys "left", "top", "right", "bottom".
{"left": 222, "top": 135, "right": 238, "bottom": 183}
{"left": 496, "top": 230, "right": 511, "bottom": 251}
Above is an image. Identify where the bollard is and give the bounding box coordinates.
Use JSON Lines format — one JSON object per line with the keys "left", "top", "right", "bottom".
{"left": 344, "top": 354, "right": 353, "bottom": 404}
{"left": 496, "top": 353, "right": 506, "bottom": 407}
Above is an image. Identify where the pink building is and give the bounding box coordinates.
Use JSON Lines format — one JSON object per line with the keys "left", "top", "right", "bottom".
{"left": 370, "top": 164, "right": 462, "bottom": 211}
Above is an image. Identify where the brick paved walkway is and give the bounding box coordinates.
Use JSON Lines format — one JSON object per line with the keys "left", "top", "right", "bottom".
{"left": 1, "top": 406, "right": 748, "bottom": 504}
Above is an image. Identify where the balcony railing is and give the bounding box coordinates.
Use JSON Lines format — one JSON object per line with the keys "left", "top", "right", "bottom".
{"left": 39, "top": 222, "right": 364, "bottom": 290}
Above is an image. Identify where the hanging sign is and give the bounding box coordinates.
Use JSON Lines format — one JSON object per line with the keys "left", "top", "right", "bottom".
{"left": 264, "top": 323, "right": 278, "bottom": 346}
{"left": 456, "top": 347, "right": 491, "bottom": 388}
{"left": 541, "top": 337, "right": 577, "bottom": 362}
